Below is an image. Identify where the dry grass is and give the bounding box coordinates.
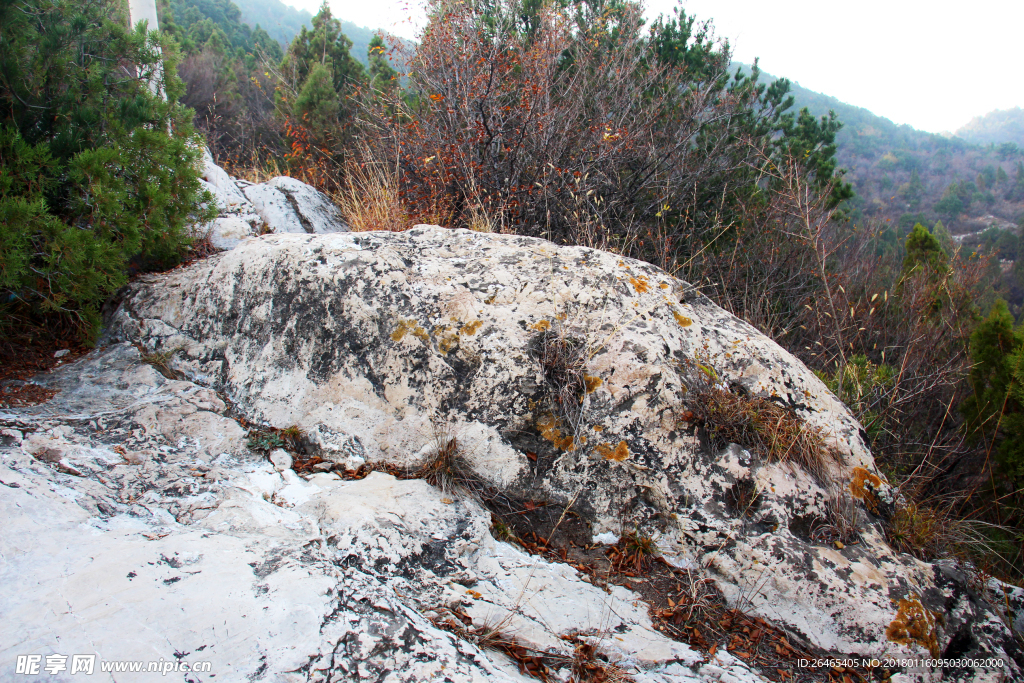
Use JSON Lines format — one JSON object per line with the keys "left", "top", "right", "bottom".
{"left": 610, "top": 530, "right": 660, "bottom": 574}
{"left": 682, "top": 358, "right": 839, "bottom": 483}
{"left": 811, "top": 485, "right": 862, "bottom": 546}
{"left": 417, "top": 421, "right": 486, "bottom": 499}
{"left": 886, "top": 500, "right": 1015, "bottom": 573}
{"left": 569, "top": 640, "right": 633, "bottom": 683}
{"left": 339, "top": 146, "right": 411, "bottom": 232}
{"left": 532, "top": 329, "right": 589, "bottom": 435}
{"left": 231, "top": 156, "right": 286, "bottom": 185}
{"left": 140, "top": 346, "right": 184, "bottom": 380}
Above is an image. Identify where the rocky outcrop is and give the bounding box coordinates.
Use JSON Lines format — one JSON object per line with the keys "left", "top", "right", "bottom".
{"left": 3, "top": 227, "right": 1020, "bottom": 681}
{"left": 198, "top": 150, "right": 347, "bottom": 250}
{"left": 1, "top": 344, "right": 763, "bottom": 682}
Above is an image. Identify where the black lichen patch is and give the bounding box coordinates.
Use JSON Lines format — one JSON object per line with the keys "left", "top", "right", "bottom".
{"left": 789, "top": 513, "right": 827, "bottom": 543}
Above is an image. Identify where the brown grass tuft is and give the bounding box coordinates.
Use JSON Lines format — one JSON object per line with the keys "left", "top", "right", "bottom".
{"left": 682, "top": 358, "right": 839, "bottom": 482}
{"left": 532, "top": 329, "right": 589, "bottom": 435}
{"left": 609, "top": 530, "right": 660, "bottom": 574}
{"left": 338, "top": 141, "right": 411, "bottom": 232}
{"left": 811, "top": 485, "right": 862, "bottom": 546}
{"left": 417, "top": 421, "right": 486, "bottom": 499}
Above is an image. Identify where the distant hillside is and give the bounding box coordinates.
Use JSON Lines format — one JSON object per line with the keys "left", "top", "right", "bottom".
{"left": 737, "top": 63, "right": 1024, "bottom": 236}
{"left": 957, "top": 107, "right": 1024, "bottom": 149}
{"left": 231, "top": 0, "right": 376, "bottom": 64}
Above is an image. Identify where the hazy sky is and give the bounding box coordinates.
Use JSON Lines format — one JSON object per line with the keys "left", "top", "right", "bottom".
{"left": 283, "top": 0, "right": 1023, "bottom": 134}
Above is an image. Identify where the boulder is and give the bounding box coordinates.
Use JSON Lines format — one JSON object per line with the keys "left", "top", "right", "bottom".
{"left": 242, "top": 176, "right": 347, "bottom": 235}
{"left": 206, "top": 214, "right": 259, "bottom": 251}
{"left": 196, "top": 150, "right": 347, "bottom": 251}
{"left": 4, "top": 227, "right": 1020, "bottom": 681}
{"left": 200, "top": 147, "right": 250, "bottom": 211}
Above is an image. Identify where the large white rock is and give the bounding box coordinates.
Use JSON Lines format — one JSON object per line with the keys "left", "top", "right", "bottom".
{"left": 196, "top": 150, "right": 347, "bottom": 251}
{"left": 105, "top": 226, "right": 1023, "bottom": 680}
{"left": 206, "top": 214, "right": 260, "bottom": 251}
{"left": 200, "top": 148, "right": 250, "bottom": 211}
{"left": 242, "top": 176, "right": 347, "bottom": 235}
{"left": 1, "top": 344, "right": 767, "bottom": 682}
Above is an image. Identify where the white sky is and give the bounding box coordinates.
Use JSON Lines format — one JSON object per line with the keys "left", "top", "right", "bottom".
{"left": 283, "top": 0, "right": 1023, "bottom": 134}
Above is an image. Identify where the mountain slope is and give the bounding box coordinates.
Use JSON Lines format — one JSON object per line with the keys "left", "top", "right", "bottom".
{"left": 957, "top": 107, "right": 1024, "bottom": 149}
{"left": 737, "top": 63, "right": 1024, "bottom": 233}
{"left": 231, "top": 0, "right": 376, "bottom": 64}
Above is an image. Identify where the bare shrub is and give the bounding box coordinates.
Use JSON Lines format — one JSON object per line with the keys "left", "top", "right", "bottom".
{"left": 356, "top": 0, "right": 779, "bottom": 241}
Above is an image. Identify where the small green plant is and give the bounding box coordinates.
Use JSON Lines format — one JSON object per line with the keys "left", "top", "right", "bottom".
{"left": 140, "top": 347, "right": 183, "bottom": 379}
{"left": 247, "top": 425, "right": 304, "bottom": 454}
{"left": 247, "top": 430, "right": 285, "bottom": 453}
{"left": 490, "top": 516, "right": 518, "bottom": 543}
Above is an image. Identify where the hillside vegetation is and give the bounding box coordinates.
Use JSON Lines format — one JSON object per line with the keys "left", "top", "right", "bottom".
{"left": 231, "top": 0, "right": 376, "bottom": 64}
{"left": 957, "top": 107, "right": 1024, "bottom": 148}
{"left": 739, "top": 64, "right": 1024, "bottom": 235}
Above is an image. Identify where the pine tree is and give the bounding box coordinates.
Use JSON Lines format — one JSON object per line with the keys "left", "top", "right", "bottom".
{"left": 279, "top": 1, "right": 365, "bottom": 158}
{"left": 0, "top": 0, "right": 212, "bottom": 337}
{"left": 932, "top": 220, "right": 954, "bottom": 255}
{"left": 294, "top": 62, "right": 341, "bottom": 132}
{"left": 962, "top": 300, "right": 1024, "bottom": 483}
{"left": 936, "top": 183, "right": 965, "bottom": 219}
{"left": 902, "top": 223, "right": 949, "bottom": 276}
{"left": 368, "top": 35, "right": 398, "bottom": 95}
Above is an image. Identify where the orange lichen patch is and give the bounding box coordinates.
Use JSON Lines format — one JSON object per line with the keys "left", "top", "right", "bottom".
{"left": 592, "top": 424, "right": 604, "bottom": 432}
{"left": 673, "top": 311, "right": 693, "bottom": 327}
{"left": 460, "top": 320, "right": 483, "bottom": 335}
{"left": 537, "top": 414, "right": 576, "bottom": 452}
{"left": 596, "top": 441, "right": 630, "bottom": 462}
{"left": 555, "top": 312, "right": 567, "bottom": 321}
{"left": 628, "top": 276, "right": 650, "bottom": 293}
{"left": 659, "top": 282, "right": 670, "bottom": 289}
{"left": 391, "top": 319, "right": 428, "bottom": 343}
{"left": 584, "top": 375, "right": 603, "bottom": 393}
{"left": 886, "top": 595, "right": 940, "bottom": 657}
{"left": 436, "top": 330, "right": 459, "bottom": 356}
{"left": 850, "top": 466, "right": 882, "bottom": 500}
{"left": 530, "top": 320, "right": 551, "bottom": 331}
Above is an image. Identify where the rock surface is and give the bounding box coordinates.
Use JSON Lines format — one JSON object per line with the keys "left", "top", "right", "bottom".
{"left": 2, "top": 344, "right": 764, "bottom": 682}
{"left": 3, "top": 227, "right": 1020, "bottom": 681}
{"left": 198, "top": 150, "right": 347, "bottom": 249}
{"left": 241, "top": 176, "right": 347, "bottom": 235}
